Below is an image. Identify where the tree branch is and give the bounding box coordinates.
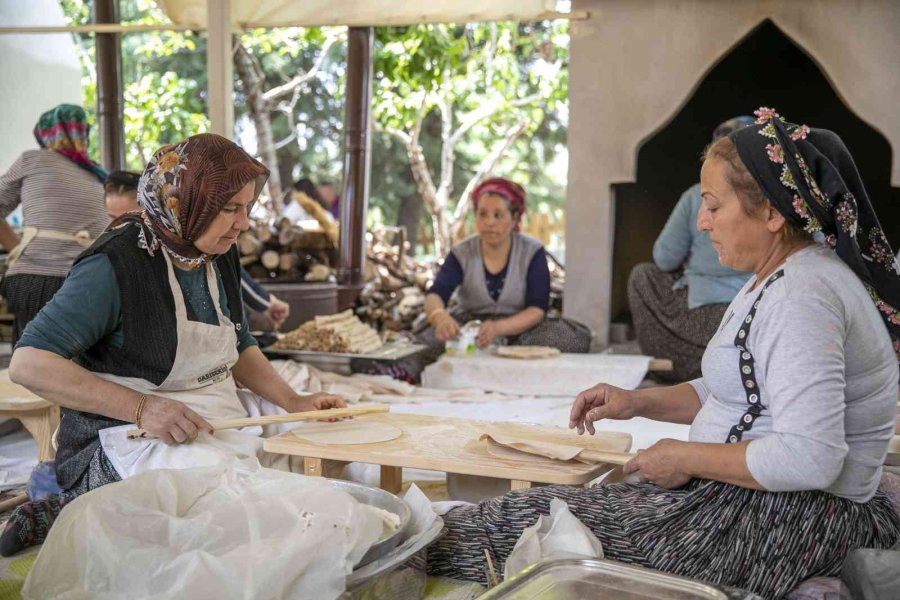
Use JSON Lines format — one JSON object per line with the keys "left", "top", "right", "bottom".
{"left": 436, "top": 91, "right": 454, "bottom": 195}
{"left": 448, "top": 93, "right": 540, "bottom": 148}
{"left": 262, "top": 33, "right": 339, "bottom": 103}
{"left": 452, "top": 118, "right": 529, "bottom": 227}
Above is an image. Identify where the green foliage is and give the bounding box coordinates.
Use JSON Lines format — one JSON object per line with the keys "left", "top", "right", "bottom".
{"left": 58, "top": 2, "right": 568, "bottom": 253}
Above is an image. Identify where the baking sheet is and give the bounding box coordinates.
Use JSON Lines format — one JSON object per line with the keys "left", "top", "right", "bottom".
{"left": 264, "top": 341, "right": 426, "bottom": 362}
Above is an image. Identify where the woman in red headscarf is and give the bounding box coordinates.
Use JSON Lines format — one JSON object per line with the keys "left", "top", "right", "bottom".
{"left": 422, "top": 177, "right": 590, "bottom": 354}
{"left": 2, "top": 134, "right": 345, "bottom": 556}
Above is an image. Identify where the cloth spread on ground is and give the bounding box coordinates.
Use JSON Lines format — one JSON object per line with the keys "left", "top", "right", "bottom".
{"left": 421, "top": 353, "right": 651, "bottom": 396}
{"left": 16, "top": 253, "right": 256, "bottom": 357}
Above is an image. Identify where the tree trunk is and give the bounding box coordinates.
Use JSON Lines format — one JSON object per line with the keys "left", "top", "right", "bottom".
{"left": 396, "top": 193, "right": 422, "bottom": 256}
{"left": 234, "top": 43, "right": 283, "bottom": 211}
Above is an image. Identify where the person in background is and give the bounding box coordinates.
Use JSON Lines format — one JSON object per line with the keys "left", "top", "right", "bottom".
{"left": 421, "top": 177, "right": 591, "bottom": 354}
{"left": 104, "top": 170, "right": 290, "bottom": 330}
{"left": 0, "top": 104, "right": 108, "bottom": 344}
{"left": 316, "top": 179, "right": 341, "bottom": 220}
{"left": 628, "top": 116, "right": 756, "bottom": 381}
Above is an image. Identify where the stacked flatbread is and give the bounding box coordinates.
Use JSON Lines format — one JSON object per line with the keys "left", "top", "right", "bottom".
{"left": 274, "top": 310, "right": 384, "bottom": 354}
{"left": 495, "top": 345, "right": 561, "bottom": 359}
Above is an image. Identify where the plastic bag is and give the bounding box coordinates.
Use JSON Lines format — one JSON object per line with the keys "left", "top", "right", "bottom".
{"left": 23, "top": 461, "right": 384, "bottom": 600}
{"left": 503, "top": 498, "right": 604, "bottom": 579}
{"left": 27, "top": 460, "right": 61, "bottom": 501}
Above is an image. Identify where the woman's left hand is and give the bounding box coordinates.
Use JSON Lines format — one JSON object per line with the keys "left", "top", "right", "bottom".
{"left": 287, "top": 392, "right": 347, "bottom": 414}
{"left": 476, "top": 320, "right": 502, "bottom": 348}
{"left": 622, "top": 439, "right": 692, "bottom": 489}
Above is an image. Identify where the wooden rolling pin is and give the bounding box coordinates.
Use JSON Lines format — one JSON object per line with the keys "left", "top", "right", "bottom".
{"left": 126, "top": 404, "right": 390, "bottom": 440}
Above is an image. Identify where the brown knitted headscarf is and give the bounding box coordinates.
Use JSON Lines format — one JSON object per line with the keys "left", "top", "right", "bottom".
{"left": 121, "top": 133, "right": 269, "bottom": 267}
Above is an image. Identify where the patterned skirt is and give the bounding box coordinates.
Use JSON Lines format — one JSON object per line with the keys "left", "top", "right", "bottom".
{"left": 0, "top": 273, "right": 65, "bottom": 345}
{"left": 426, "top": 480, "right": 900, "bottom": 600}
{"left": 627, "top": 263, "right": 727, "bottom": 382}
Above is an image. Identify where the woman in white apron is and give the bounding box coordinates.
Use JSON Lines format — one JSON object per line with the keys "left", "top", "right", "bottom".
{"left": 1, "top": 134, "right": 345, "bottom": 557}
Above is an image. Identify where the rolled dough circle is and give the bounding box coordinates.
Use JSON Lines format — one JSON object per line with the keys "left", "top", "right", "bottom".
{"left": 484, "top": 440, "right": 562, "bottom": 465}
{"left": 291, "top": 420, "right": 402, "bottom": 445}
{"left": 495, "top": 345, "right": 560, "bottom": 359}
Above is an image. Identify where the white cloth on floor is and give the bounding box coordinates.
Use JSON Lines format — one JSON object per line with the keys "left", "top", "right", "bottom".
{"left": 422, "top": 353, "right": 652, "bottom": 396}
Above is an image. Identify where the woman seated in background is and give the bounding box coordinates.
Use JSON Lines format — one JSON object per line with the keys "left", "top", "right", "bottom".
{"left": 421, "top": 177, "right": 590, "bottom": 354}
{"left": 628, "top": 116, "right": 755, "bottom": 382}
{"left": 424, "top": 109, "right": 900, "bottom": 599}
{"left": 0, "top": 134, "right": 343, "bottom": 557}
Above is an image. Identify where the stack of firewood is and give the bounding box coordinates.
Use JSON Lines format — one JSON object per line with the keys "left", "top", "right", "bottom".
{"left": 237, "top": 214, "right": 336, "bottom": 282}
{"left": 272, "top": 309, "right": 383, "bottom": 354}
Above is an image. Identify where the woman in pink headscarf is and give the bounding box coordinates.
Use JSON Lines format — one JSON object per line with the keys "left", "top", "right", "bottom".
{"left": 421, "top": 177, "right": 590, "bottom": 354}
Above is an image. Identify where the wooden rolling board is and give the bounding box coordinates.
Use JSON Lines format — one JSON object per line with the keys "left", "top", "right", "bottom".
{"left": 264, "top": 413, "right": 632, "bottom": 486}
{"left": 0, "top": 369, "right": 51, "bottom": 412}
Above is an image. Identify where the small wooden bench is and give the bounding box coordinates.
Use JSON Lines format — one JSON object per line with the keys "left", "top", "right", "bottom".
{"left": 0, "top": 369, "right": 57, "bottom": 461}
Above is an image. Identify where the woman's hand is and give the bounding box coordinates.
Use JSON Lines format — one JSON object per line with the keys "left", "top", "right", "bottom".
{"left": 265, "top": 295, "right": 290, "bottom": 330}
{"left": 568, "top": 383, "right": 642, "bottom": 435}
{"left": 140, "top": 395, "right": 214, "bottom": 445}
{"left": 622, "top": 439, "right": 692, "bottom": 489}
{"left": 434, "top": 314, "right": 461, "bottom": 342}
{"left": 476, "top": 320, "right": 502, "bottom": 348}
{"left": 287, "top": 392, "right": 347, "bottom": 413}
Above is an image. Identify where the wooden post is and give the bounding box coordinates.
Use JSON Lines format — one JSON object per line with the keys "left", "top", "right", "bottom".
{"left": 380, "top": 465, "right": 403, "bottom": 494}
{"left": 206, "top": 0, "right": 233, "bottom": 138}
{"left": 93, "top": 0, "right": 125, "bottom": 170}
{"left": 510, "top": 480, "right": 532, "bottom": 490}
{"left": 336, "top": 27, "right": 374, "bottom": 309}
{"left": 303, "top": 457, "right": 323, "bottom": 477}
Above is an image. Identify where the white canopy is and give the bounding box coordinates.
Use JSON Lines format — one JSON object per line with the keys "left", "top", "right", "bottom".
{"left": 156, "top": 0, "right": 564, "bottom": 29}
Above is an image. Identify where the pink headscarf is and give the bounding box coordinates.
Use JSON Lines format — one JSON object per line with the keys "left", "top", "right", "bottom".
{"left": 471, "top": 177, "right": 527, "bottom": 231}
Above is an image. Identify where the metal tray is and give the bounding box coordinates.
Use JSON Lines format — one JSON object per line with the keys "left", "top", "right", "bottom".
{"left": 264, "top": 341, "right": 426, "bottom": 375}
{"left": 481, "top": 558, "right": 735, "bottom": 599}
{"left": 327, "top": 479, "right": 412, "bottom": 567}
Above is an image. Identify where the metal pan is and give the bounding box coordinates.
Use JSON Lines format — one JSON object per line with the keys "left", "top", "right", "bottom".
{"left": 327, "top": 479, "right": 412, "bottom": 566}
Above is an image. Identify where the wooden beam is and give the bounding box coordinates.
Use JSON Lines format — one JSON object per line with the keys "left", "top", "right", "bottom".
{"left": 94, "top": 0, "right": 125, "bottom": 171}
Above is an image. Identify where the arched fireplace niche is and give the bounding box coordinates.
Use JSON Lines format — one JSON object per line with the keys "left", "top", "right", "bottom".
{"left": 610, "top": 19, "right": 900, "bottom": 324}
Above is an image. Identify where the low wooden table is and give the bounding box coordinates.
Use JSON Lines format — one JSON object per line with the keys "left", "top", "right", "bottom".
{"left": 263, "top": 413, "right": 632, "bottom": 493}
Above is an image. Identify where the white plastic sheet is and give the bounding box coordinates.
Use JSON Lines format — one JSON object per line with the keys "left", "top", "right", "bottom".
{"left": 23, "top": 461, "right": 384, "bottom": 600}
{"left": 503, "top": 498, "right": 604, "bottom": 579}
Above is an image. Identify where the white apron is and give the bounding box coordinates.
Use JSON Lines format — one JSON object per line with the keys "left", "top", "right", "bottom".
{"left": 98, "top": 250, "right": 267, "bottom": 479}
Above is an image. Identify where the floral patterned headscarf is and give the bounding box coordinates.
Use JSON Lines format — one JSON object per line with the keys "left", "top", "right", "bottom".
{"left": 730, "top": 107, "right": 900, "bottom": 360}
{"left": 120, "top": 133, "right": 269, "bottom": 268}
{"left": 33, "top": 103, "right": 106, "bottom": 182}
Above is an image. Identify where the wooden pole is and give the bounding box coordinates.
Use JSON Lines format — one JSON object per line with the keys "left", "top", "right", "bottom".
{"left": 337, "top": 27, "right": 374, "bottom": 309}
{"left": 93, "top": 0, "right": 125, "bottom": 170}
{"left": 206, "top": 0, "right": 233, "bottom": 139}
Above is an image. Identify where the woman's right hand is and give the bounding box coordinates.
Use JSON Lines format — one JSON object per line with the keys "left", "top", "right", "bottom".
{"left": 139, "top": 395, "right": 214, "bottom": 444}
{"left": 435, "top": 314, "right": 461, "bottom": 342}
{"left": 568, "top": 383, "right": 642, "bottom": 435}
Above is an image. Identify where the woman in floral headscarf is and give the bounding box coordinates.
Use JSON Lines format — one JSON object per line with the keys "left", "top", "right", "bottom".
{"left": 422, "top": 110, "right": 900, "bottom": 599}
{"left": 1, "top": 134, "right": 346, "bottom": 556}
{"left": 0, "top": 104, "right": 108, "bottom": 343}
{"left": 421, "top": 177, "right": 591, "bottom": 356}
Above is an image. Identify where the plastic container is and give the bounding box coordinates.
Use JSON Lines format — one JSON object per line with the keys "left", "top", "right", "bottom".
{"left": 445, "top": 320, "right": 481, "bottom": 356}
{"left": 480, "top": 558, "right": 738, "bottom": 600}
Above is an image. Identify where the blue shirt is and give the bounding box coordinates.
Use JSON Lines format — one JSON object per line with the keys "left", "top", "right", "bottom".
{"left": 428, "top": 247, "right": 550, "bottom": 311}
{"left": 653, "top": 183, "right": 752, "bottom": 309}
{"left": 18, "top": 254, "right": 257, "bottom": 359}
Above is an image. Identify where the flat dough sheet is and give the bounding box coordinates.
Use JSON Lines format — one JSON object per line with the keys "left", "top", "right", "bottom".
{"left": 291, "top": 420, "right": 402, "bottom": 445}
{"left": 495, "top": 346, "right": 561, "bottom": 359}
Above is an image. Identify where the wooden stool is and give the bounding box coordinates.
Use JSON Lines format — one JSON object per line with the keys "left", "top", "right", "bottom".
{"left": 0, "top": 370, "right": 58, "bottom": 461}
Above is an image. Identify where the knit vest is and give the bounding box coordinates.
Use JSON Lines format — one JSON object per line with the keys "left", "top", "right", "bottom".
{"left": 451, "top": 233, "right": 543, "bottom": 317}
{"left": 55, "top": 224, "right": 244, "bottom": 489}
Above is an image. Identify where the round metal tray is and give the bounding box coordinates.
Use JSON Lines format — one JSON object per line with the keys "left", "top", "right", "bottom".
{"left": 327, "top": 479, "right": 412, "bottom": 566}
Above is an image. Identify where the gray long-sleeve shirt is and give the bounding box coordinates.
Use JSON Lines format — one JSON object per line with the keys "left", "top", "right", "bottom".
{"left": 689, "top": 244, "right": 898, "bottom": 502}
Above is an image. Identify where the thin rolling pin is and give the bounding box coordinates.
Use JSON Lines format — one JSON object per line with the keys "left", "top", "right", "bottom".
{"left": 578, "top": 448, "right": 638, "bottom": 465}
{"left": 126, "top": 404, "right": 390, "bottom": 440}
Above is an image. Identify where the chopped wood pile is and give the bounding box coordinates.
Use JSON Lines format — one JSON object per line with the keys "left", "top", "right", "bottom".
{"left": 272, "top": 309, "right": 384, "bottom": 354}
